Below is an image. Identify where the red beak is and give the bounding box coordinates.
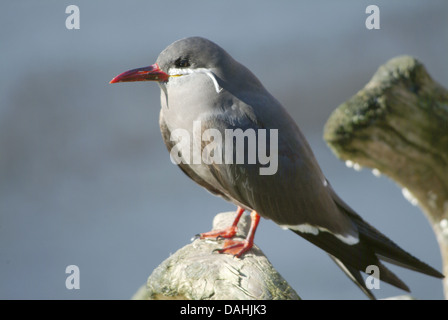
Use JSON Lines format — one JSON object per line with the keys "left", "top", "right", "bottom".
{"left": 109, "top": 63, "right": 169, "bottom": 84}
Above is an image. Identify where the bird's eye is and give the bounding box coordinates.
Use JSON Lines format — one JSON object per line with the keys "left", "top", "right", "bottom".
{"left": 175, "top": 58, "right": 190, "bottom": 68}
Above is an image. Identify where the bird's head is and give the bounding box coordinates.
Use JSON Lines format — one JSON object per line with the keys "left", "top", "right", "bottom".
{"left": 110, "top": 37, "right": 231, "bottom": 90}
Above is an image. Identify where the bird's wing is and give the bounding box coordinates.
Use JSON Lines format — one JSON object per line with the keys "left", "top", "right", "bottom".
{"left": 188, "top": 96, "right": 360, "bottom": 243}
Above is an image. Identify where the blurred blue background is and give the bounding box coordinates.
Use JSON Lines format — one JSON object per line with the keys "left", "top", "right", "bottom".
{"left": 1, "top": 1, "right": 447, "bottom": 300}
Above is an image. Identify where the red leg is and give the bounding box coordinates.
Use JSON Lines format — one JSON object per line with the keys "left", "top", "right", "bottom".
{"left": 214, "top": 210, "right": 260, "bottom": 258}
{"left": 198, "top": 206, "right": 245, "bottom": 239}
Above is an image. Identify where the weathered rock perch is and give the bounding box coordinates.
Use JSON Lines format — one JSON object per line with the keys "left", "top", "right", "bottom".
{"left": 133, "top": 211, "right": 300, "bottom": 300}
{"left": 324, "top": 55, "right": 448, "bottom": 298}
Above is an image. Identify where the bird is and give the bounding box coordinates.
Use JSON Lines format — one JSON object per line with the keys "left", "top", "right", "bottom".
{"left": 110, "top": 36, "right": 444, "bottom": 299}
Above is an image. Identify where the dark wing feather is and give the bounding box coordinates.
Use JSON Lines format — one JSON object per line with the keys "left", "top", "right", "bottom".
{"left": 290, "top": 228, "right": 410, "bottom": 292}
{"left": 328, "top": 255, "right": 376, "bottom": 300}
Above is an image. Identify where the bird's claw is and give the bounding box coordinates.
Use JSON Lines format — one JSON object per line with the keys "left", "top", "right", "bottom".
{"left": 212, "top": 239, "right": 253, "bottom": 258}
{"left": 193, "top": 226, "right": 237, "bottom": 241}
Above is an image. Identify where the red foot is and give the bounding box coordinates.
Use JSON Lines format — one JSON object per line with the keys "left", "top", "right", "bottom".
{"left": 197, "top": 207, "right": 245, "bottom": 240}
{"left": 199, "top": 226, "right": 237, "bottom": 240}
{"left": 214, "top": 239, "right": 254, "bottom": 258}
{"left": 196, "top": 208, "right": 260, "bottom": 259}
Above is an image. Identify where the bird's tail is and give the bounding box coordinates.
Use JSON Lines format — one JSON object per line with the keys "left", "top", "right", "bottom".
{"left": 291, "top": 191, "right": 444, "bottom": 299}
{"left": 343, "top": 202, "right": 444, "bottom": 279}
{"left": 329, "top": 209, "right": 444, "bottom": 299}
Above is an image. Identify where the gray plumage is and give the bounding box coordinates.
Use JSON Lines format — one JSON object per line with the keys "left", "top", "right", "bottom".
{"left": 112, "top": 37, "right": 444, "bottom": 298}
